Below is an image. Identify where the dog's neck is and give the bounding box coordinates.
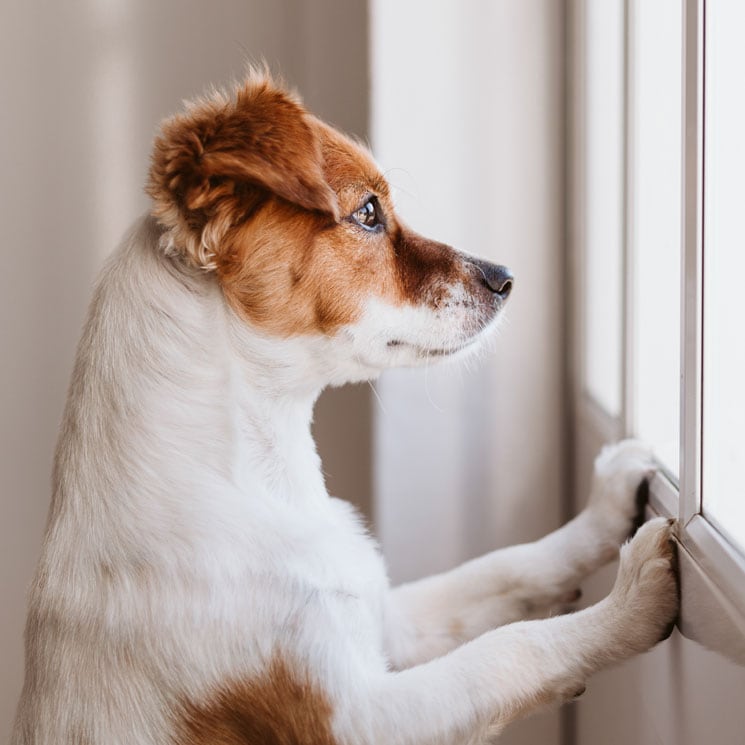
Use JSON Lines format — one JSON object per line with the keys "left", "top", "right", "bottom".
{"left": 226, "top": 333, "right": 328, "bottom": 505}
{"left": 57, "top": 219, "right": 332, "bottom": 527}
{"left": 192, "top": 291, "right": 332, "bottom": 509}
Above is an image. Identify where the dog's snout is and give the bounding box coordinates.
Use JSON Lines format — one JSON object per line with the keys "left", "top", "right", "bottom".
{"left": 470, "top": 259, "right": 514, "bottom": 300}
{"left": 487, "top": 265, "right": 514, "bottom": 299}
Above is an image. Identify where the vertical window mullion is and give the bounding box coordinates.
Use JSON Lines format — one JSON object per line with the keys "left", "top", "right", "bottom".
{"left": 680, "top": 0, "right": 704, "bottom": 527}
{"left": 621, "top": 0, "right": 634, "bottom": 438}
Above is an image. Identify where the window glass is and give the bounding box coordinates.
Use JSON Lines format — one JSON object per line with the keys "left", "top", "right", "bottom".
{"left": 702, "top": 0, "right": 745, "bottom": 550}
{"left": 629, "top": 0, "right": 682, "bottom": 478}
{"left": 583, "top": 0, "right": 624, "bottom": 416}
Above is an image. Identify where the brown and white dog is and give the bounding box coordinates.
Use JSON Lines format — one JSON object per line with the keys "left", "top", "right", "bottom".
{"left": 12, "top": 73, "right": 678, "bottom": 745}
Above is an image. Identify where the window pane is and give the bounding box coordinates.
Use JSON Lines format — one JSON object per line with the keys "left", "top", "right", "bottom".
{"left": 583, "top": 0, "right": 624, "bottom": 416}
{"left": 703, "top": 0, "right": 745, "bottom": 550}
{"left": 630, "top": 0, "right": 682, "bottom": 478}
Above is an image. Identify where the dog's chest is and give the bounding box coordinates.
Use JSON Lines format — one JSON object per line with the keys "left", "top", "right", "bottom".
{"left": 276, "top": 497, "right": 387, "bottom": 601}
{"left": 209, "top": 494, "right": 388, "bottom": 628}
{"left": 221, "top": 504, "right": 388, "bottom": 677}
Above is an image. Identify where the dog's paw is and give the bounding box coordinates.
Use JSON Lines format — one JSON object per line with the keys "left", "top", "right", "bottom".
{"left": 586, "top": 439, "right": 657, "bottom": 548}
{"left": 606, "top": 517, "right": 679, "bottom": 653}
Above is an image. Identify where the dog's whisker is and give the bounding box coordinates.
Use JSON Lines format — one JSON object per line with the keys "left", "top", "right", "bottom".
{"left": 367, "top": 380, "right": 389, "bottom": 417}
{"left": 423, "top": 357, "right": 446, "bottom": 414}
{"left": 382, "top": 168, "right": 419, "bottom": 202}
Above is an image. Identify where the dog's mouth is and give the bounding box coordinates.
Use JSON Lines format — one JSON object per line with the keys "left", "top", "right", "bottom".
{"left": 386, "top": 338, "right": 477, "bottom": 358}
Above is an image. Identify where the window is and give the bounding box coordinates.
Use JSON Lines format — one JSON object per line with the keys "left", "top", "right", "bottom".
{"left": 702, "top": 0, "right": 745, "bottom": 551}
{"left": 575, "top": 0, "right": 745, "bottom": 624}
{"left": 628, "top": 0, "right": 682, "bottom": 478}
{"left": 582, "top": 0, "right": 624, "bottom": 418}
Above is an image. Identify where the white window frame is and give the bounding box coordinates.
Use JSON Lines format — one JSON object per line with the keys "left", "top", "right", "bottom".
{"left": 677, "top": 0, "right": 745, "bottom": 629}
{"left": 571, "top": 0, "right": 745, "bottom": 655}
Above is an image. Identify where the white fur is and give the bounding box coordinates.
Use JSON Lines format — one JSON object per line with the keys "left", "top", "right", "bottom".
{"left": 344, "top": 291, "right": 497, "bottom": 373}
{"left": 12, "top": 216, "right": 677, "bottom": 745}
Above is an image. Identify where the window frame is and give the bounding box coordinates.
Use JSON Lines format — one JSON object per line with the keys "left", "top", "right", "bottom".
{"left": 571, "top": 0, "right": 745, "bottom": 651}
{"left": 678, "top": 0, "right": 745, "bottom": 625}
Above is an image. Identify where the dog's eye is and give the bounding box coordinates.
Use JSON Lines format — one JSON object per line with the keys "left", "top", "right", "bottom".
{"left": 351, "top": 198, "right": 383, "bottom": 231}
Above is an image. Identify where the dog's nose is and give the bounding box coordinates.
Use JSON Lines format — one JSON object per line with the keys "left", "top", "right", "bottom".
{"left": 484, "top": 264, "right": 514, "bottom": 299}
{"left": 470, "top": 259, "right": 514, "bottom": 300}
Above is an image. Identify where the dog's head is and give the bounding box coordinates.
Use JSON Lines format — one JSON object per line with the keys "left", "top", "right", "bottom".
{"left": 147, "top": 73, "right": 512, "bottom": 384}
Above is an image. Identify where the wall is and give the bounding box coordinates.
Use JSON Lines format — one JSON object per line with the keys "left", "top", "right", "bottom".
{"left": 370, "top": 2, "right": 568, "bottom": 743}
{"left": 0, "top": 1, "right": 370, "bottom": 737}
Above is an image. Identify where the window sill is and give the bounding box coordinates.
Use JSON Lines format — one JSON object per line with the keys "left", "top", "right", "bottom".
{"left": 646, "top": 474, "right": 745, "bottom": 668}
{"left": 577, "top": 391, "right": 745, "bottom": 668}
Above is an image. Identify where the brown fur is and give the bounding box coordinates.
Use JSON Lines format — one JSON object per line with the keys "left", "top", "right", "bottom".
{"left": 390, "top": 227, "right": 467, "bottom": 309}
{"left": 147, "top": 73, "right": 482, "bottom": 337}
{"left": 177, "top": 657, "right": 337, "bottom": 745}
{"left": 147, "top": 74, "right": 338, "bottom": 268}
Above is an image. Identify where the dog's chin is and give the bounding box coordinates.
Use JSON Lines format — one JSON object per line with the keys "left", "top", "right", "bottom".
{"left": 386, "top": 337, "right": 477, "bottom": 360}
{"left": 384, "top": 313, "right": 503, "bottom": 368}
{"left": 340, "top": 300, "right": 505, "bottom": 379}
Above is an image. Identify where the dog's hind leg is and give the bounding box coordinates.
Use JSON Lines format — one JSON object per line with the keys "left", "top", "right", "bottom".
{"left": 384, "top": 439, "right": 656, "bottom": 669}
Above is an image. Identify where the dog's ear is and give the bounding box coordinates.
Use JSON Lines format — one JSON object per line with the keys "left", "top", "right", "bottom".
{"left": 147, "top": 75, "right": 339, "bottom": 268}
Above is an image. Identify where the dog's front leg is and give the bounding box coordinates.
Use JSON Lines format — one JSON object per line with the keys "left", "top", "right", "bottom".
{"left": 345, "top": 518, "right": 677, "bottom": 745}
{"left": 385, "top": 440, "right": 655, "bottom": 669}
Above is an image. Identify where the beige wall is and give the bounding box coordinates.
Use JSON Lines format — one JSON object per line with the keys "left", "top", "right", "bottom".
{"left": 0, "top": 1, "right": 370, "bottom": 737}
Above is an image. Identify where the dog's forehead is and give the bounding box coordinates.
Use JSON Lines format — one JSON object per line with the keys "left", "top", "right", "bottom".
{"left": 315, "top": 120, "right": 390, "bottom": 206}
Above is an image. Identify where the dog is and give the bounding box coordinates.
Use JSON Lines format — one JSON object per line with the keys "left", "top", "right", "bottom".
{"left": 12, "top": 72, "right": 678, "bottom": 745}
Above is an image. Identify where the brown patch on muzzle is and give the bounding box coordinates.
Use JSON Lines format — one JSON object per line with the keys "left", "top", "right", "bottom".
{"left": 392, "top": 226, "right": 470, "bottom": 308}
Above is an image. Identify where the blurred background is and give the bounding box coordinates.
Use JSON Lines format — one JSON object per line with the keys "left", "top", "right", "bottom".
{"left": 1, "top": 2, "right": 744, "bottom": 744}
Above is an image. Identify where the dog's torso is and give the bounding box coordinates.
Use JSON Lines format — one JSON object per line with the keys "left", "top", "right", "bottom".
{"left": 14, "top": 217, "right": 390, "bottom": 744}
